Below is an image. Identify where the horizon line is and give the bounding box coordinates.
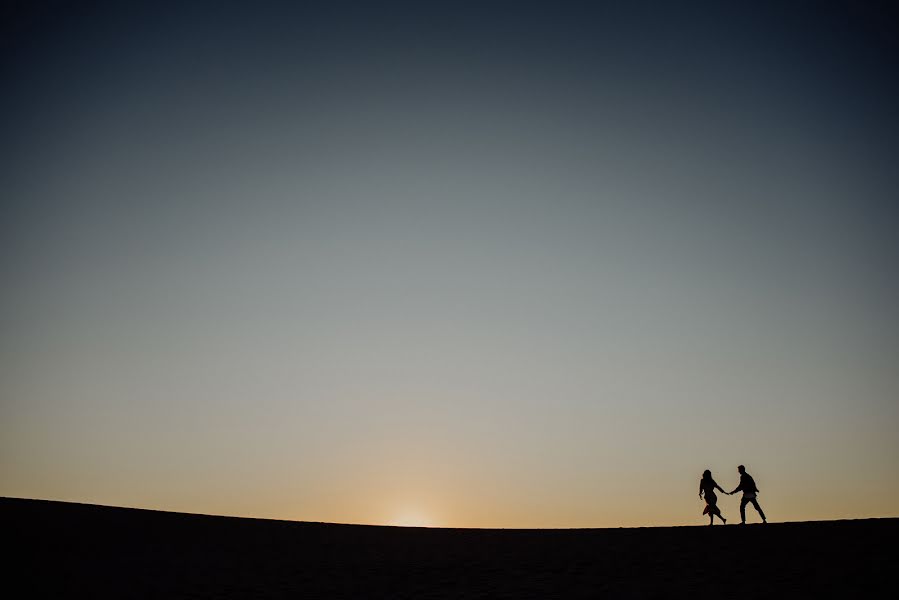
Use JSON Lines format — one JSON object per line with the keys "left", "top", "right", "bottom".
{"left": 4, "top": 496, "right": 896, "bottom": 531}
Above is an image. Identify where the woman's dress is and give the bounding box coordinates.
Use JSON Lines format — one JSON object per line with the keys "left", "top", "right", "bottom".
{"left": 701, "top": 482, "right": 722, "bottom": 516}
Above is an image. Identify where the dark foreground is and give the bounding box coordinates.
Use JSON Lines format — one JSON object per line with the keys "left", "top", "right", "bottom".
{"left": 4, "top": 498, "right": 896, "bottom": 598}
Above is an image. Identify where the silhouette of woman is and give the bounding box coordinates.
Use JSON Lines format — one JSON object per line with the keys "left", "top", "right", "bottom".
{"left": 699, "top": 470, "right": 727, "bottom": 525}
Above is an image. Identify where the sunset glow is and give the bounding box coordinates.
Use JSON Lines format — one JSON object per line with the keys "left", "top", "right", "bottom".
{"left": 389, "top": 510, "right": 437, "bottom": 528}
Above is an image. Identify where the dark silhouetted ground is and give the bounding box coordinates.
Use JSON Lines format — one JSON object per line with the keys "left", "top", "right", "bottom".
{"left": 4, "top": 497, "right": 896, "bottom": 598}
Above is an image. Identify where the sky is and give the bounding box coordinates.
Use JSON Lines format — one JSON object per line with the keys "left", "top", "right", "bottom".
{"left": 1, "top": 1, "right": 897, "bottom": 528}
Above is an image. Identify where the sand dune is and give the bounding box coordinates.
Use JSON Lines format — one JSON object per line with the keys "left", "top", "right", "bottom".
{"left": 5, "top": 497, "right": 895, "bottom": 598}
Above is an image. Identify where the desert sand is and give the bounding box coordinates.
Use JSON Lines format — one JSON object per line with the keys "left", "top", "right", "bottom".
{"left": 5, "top": 497, "right": 895, "bottom": 598}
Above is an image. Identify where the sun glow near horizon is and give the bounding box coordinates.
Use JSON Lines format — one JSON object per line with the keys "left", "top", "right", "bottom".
{"left": 387, "top": 510, "right": 438, "bottom": 528}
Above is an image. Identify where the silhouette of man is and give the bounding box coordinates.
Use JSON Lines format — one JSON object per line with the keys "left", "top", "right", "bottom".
{"left": 728, "top": 465, "right": 767, "bottom": 524}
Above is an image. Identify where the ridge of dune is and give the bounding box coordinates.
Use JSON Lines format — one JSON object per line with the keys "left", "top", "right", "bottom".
{"left": 5, "top": 496, "right": 896, "bottom": 598}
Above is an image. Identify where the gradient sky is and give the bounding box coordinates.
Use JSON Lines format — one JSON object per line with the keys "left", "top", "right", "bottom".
{"left": 2, "top": 1, "right": 897, "bottom": 527}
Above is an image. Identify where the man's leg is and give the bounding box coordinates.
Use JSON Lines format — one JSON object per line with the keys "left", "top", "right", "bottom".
{"left": 739, "top": 498, "right": 748, "bottom": 523}
{"left": 750, "top": 498, "right": 767, "bottom": 522}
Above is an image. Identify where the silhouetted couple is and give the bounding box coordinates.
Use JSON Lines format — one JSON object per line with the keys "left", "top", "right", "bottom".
{"left": 699, "top": 465, "right": 767, "bottom": 525}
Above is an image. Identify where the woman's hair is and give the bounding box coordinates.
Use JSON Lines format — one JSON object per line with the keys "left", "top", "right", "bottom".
{"left": 702, "top": 469, "right": 712, "bottom": 480}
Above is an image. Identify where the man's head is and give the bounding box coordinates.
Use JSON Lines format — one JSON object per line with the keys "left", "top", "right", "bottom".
{"left": 737, "top": 465, "right": 746, "bottom": 474}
